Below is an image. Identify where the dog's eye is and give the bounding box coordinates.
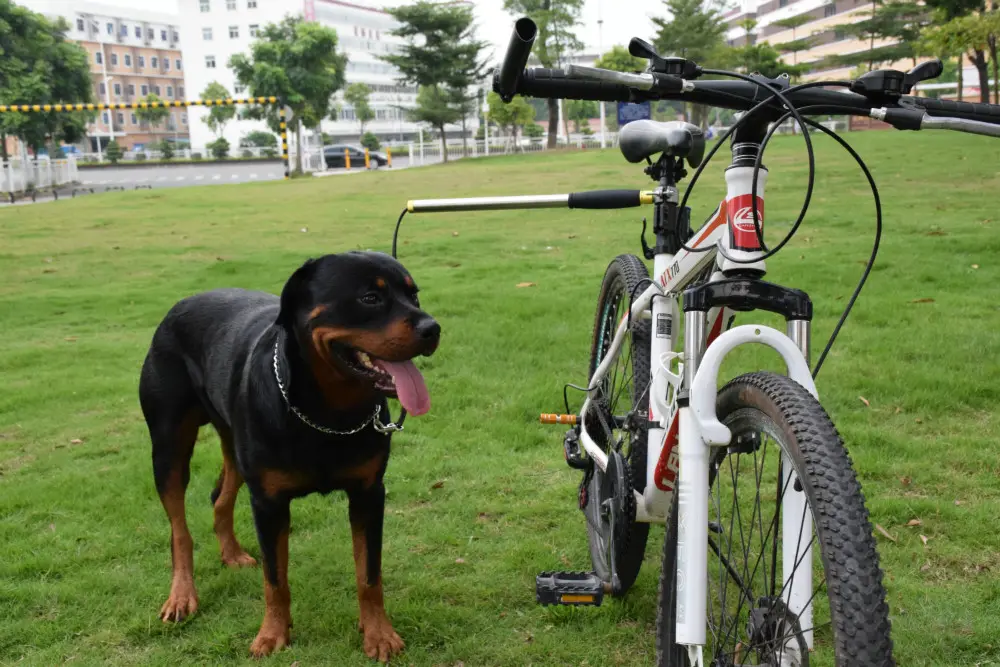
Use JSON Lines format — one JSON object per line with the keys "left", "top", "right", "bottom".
{"left": 360, "top": 292, "right": 382, "bottom": 306}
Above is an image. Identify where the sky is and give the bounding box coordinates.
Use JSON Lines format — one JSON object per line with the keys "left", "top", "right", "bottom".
{"left": 83, "top": 0, "right": 667, "bottom": 63}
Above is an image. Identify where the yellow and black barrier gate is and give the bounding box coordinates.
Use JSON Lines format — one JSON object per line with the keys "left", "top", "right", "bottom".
{"left": 0, "top": 96, "right": 291, "bottom": 179}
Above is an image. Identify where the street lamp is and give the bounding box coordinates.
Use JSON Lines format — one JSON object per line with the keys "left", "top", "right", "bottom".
{"left": 104, "top": 74, "right": 115, "bottom": 149}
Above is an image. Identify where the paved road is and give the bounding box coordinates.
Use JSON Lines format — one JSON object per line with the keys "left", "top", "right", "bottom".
{"left": 0, "top": 153, "right": 446, "bottom": 206}
{"left": 77, "top": 161, "right": 287, "bottom": 189}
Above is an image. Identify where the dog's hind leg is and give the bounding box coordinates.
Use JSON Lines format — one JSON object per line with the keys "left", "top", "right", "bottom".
{"left": 211, "top": 429, "right": 256, "bottom": 568}
{"left": 140, "top": 348, "right": 208, "bottom": 623}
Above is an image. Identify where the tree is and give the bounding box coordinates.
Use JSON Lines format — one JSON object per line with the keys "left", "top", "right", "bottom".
{"left": 105, "top": 139, "right": 123, "bottom": 164}
{"left": 486, "top": 91, "right": 535, "bottom": 150}
{"left": 922, "top": 10, "right": 999, "bottom": 103}
{"left": 240, "top": 130, "right": 277, "bottom": 148}
{"left": 229, "top": 16, "right": 348, "bottom": 173}
{"left": 652, "top": 0, "right": 726, "bottom": 127}
{"left": 771, "top": 15, "right": 815, "bottom": 66}
{"left": 361, "top": 131, "right": 380, "bottom": 151}
{"left": 0, "top": 2, "right": 94, "bottom": 157}
{"left": 564, "top": 99, "right": 598, "bottom": 132}
{"left": 135, "top": 93, "right": 170, "bottom": 131}
{"left": 923, "top": 0, "right": 992, "bottom": 102}
{"left": 595, "top": 45, "right": 647, "bottom": 73}
{"left": 504, "top": 0, "right": 585, "bottom": 148}
{"left": 200, "top": 81, "right": 237, "bottom": 138}
{"left": 834, "top": 1, "right": 928, "bottom": 71}
{"left": 159, "top": 139, "right": 174, "bottom": 160}
{"left": 411, "top": 86, "right": 462, "bottom": 158}
{"left": 382, "top": 1, "right": 489, "bottom": 161}
{"left": 343, "top": 83, "right": 375, "bottom": 140}
{"left": 208, "top": 137, "right": 230, "bottom": 159}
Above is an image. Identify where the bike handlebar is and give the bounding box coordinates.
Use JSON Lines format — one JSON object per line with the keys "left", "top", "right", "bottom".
{"left": 493, "top": 18, "right": 1000, "bottom": 130}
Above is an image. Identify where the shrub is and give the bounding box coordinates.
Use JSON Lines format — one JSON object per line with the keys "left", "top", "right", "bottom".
{"left": 191, "top": 152, "right": 203, "bottom": 160}
{"left": 160, "top": 140, "right": 174, "bottom": 160}
{"left": 134, "top": 152, "right": 147, "bottom": 161}
{"left": 262, "top": 147, "right": 277, "bottom": 158}
{"left": 242, "top": 149, "right": 253, "bottom": 158}
{"left": 524, "top": 122, "right": 544, "bottom": 139}
{"left": 208, "top": 137, "right": 230, "bottom": 160}
{"left": 240, "top": 130, "right": 277, "bottom": 148}
{"left": 105, "top": 140, "right": 123, "bottom": 164}
{"left": 361, "top": 132, "right": 381, "bottom": 151}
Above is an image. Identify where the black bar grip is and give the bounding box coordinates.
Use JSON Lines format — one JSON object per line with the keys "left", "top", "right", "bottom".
{"left": 496, "top": 18, "right": 537, "bottom": 102}
{"left": 513, "top": 68, "right": 635, "bottom": 102}
{"left": 568, "top": 189, "right": 651, "bottom": 209}
{"left": 907, "top": 96, "right": 1000, "bottom": 125}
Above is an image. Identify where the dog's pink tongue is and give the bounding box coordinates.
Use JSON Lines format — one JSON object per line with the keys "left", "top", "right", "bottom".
{"left": 375, "top": 359, "right": 430, "bottom": 416}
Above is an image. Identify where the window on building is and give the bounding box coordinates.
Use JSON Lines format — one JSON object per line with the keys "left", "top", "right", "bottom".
{"left": 141, "top": 84, "right": 149, "bottom": 95}
{"left": 229, "top": 25, "right": 239, "bottom": 38}
{"left": 182, "top": 113, "right": 188, "bottom": 124}
{"left": 138, "top": 55, "right": 145, "bottom": 67}
{"left": 227, "top": 0, "right": 236, "bottom": 9}
{"left": 779, "top": 0, "right": 788, "bottom": 5}
{"left": 106, "top": 22, "right": 113, "bottom": 34}
{"left": 834, "top": 27, "right": 847, "bottom": 40}
{"left": 200, "top": 0, "right": 210, "bottom": 11}
{"left": 95, "top": 51, "right": 103, "bottom": 64}
{"left": 76, "top": 18, "right": 84, "bottom": 31}
{"left": 167, "top": 114, "right": 177, "bottom": 130}
{"left": 203, "top": 27, "right": 213, "bottom": 40}
{"left": 161, "top": 29, "right": 167, "bottom": 41}
{"left": 120, "top": 23, "right": 128, "bottom": 36}
{"left": 248, "top": 0, "right": 257, "bottom": 7}
{"left": 167, "top": 85, "right": 174, "bottom": 97}
{"left": 179, "top": 86, "right": 185, "bottom": 97}
{"left": 135, "top": 26, "right": 141, "bottom": 38}
{"left": 234, "top": 83, "right": 245, "bottom": 95}
{"left": 164, "top": 58, "right": 170, "bottom": 71}
{"left": 154, "top": 85, "right": 161, "bottom": 96}
{"left": 173, "top": 31, "right": 179, "bottom": 42}
{"left": 147, "top": 28, "right": 154, "bottom": 40}
{"left": 113, "top": 82, "right": 121, "bottom": 96}
{"left": 176, "top": 59, "right": 182, "bottom": 70}
{"left": 124, "top": 53, "right": 131, "bottom": 66}
{"left": 99, "top": 82, "right": 106, "bottom": 96}
{"left": 825, "top": 3, "right": 836, "bottom": 15}
{"left": 102, "top": 111, "right": 109, "bottom": 124}
{"left": 110, "top": 53, "right": 118, "bottom": 66}
{"left": 131, "top": 113, "right": 137, "bottom": 125}
{"left": 116, "top": 112, "right": 124, "bottom": 125}
{"left": 249, "top": 24, "right": 259, "bottom": 36}
{"left": 152, "top": 56, "right": 159, "bottom": 68}
{"left": 126, "top": 84, "right": 134, "bottom": 96}
{"left": 206, "top": 55, "right": 216, "bottom": 68}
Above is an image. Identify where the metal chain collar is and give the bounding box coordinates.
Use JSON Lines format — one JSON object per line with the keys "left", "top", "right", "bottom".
{"left": 272, "top": 341, "right": 403, "bottom": 436}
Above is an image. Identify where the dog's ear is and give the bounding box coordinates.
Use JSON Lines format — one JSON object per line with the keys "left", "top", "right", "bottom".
{"left": 276, "top": 258, "right": 319, "bottom": 330}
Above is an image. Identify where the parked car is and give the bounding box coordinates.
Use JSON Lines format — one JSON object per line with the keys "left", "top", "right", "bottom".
{"left": 323, "top": 144, "right": 388, "bottom": 168}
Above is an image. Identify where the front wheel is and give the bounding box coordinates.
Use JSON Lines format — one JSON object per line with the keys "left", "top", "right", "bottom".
{"left": 656, "top": 371, "right": 894, "bottom": 666}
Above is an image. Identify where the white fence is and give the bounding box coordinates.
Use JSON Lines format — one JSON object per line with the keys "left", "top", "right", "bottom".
{"left": 1, "top": 158, "right": 79, "bottom": 194}
{"left": 76, "top": 145, "right": 280, "bottom": 163}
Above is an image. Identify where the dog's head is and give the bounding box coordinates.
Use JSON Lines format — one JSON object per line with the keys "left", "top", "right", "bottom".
{"left": 277, "top": 252, "right": 439, "bottom": 415}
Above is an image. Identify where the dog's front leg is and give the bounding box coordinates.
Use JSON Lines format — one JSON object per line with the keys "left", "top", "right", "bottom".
{"left": 249, "top": 494, "right": 292, "bottom": 657}
{"left": 348, "top": 482, "right": 404, "bottom": 663}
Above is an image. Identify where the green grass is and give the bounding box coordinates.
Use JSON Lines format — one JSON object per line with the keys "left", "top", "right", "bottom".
{"left": 2, "top": 131, "right": 999, "bottom": 666}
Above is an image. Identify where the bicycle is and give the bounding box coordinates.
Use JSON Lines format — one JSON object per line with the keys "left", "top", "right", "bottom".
{"left": 391, "top": 16, "right": 1000, "bottom": 667}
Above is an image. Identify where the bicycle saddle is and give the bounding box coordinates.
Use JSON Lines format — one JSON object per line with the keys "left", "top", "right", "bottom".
{"left": 619, "top": 120, "right": 705, "bottom": 167}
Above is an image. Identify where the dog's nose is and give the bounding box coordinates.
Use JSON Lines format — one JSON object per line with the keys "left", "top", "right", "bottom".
{"left": 415, "top": 317, "right": 441, "bottom": 342}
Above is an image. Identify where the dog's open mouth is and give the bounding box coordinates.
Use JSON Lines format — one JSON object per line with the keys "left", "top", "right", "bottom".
{"left": 336, "top": 347, "right": 430, "bottom": 416}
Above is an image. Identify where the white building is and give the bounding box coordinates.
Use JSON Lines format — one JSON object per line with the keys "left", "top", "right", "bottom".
{"left": 177, "top": 0, "right": 463, "bottom": 150}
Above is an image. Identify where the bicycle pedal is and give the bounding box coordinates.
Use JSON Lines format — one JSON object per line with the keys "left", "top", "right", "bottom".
{"left": 536, "top": 571, "right": 605, "bottom": 606}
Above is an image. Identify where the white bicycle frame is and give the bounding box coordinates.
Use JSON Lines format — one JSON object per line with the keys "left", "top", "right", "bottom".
{"left": 577, "top": 163, "right": 817, "bottom": 664}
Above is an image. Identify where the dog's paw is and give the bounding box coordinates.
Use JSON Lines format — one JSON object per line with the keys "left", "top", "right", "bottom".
{"left": 221, "top": 550, "right": 257, "bottom": 568}
{"left": 249, "top": 625, "right": 290, "bottom": 658}
{"left": 159, "top": 586, "right": 198, "bottom": 623}
{"left": 362, "top": 622, "right": 404, "bottom": 663}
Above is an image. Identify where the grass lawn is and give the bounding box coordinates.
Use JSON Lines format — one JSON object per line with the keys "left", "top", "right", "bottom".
{"left": 2, "top": 130, "right": 999, "bottom": 666}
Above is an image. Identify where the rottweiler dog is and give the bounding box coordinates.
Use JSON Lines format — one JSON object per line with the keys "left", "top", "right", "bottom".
{"left": 138, "top": 251, "right": 439, "bottom": 661}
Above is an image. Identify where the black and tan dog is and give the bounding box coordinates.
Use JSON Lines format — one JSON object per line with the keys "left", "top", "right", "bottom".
{"left": 138, "top": 251, "right": 439, "bottom": 661}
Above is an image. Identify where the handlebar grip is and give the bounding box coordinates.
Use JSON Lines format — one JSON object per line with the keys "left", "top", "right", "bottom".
{"left": 568, "top": 190, "right": 654, "bottom": 209}
{"left": 511, "top": 68, "right": 635, "bottom": 102}
{"left": 908, "top": 96, "right": 1000, "bottom": 125}
{"left": 496, "top": 18, "right": 538, "bottom": 102}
